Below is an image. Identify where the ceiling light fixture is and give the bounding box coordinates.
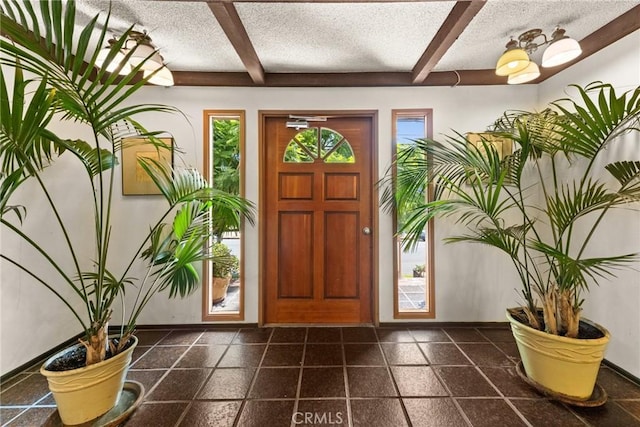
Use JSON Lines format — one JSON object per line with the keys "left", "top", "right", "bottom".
{"left": 495, "top": 27, "right": 582, "bottom": 84}
{"left": 95, "top": 30, "right": 174, "bottom": 87}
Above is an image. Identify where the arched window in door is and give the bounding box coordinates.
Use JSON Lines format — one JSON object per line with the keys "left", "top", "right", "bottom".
{"left": 284, "top": 127, "right": 355, "bottom": 163}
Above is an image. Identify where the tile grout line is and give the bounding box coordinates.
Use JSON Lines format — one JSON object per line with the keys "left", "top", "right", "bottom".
{"left": 469, "top": 328, "right": 533, "bottom": 427}
{"left": 613, "top": 400, "right": 640, "bottom": 423}
{"left": 140, "top": 329, "right": 205, "bottom": 427}
{"left": 471, "top": 329, "right": 533, "bottom": 426}
{"left": 476, "top": 328, "right": 521, "bottom": 365}
{"left": 173, "top": 328, "right": 241, "bottom": 427}
{"left": 232, "top": 327, "right": 273, "bottom": 427}
{"left": 141, "top": 330, "right": 205, "bottom": 395}
{"left": 436, "top": 329, "right": 486, "bottom": 427}
{"left": 289, "top": 328, "right": 308, "bottom": 427}
{"left": 340, "top": 328, "right": 354, "bottom": 427}
{"left": 374, "top": 327, "right": 413, "bottom": 426}
{"left": 1, "top": 407, "right": 29, "bottom": 427}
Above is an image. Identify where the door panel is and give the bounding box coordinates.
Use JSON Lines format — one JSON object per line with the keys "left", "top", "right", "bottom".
{"left": 325, "top": 173, "right": 359, "bottom": 200}
{"left": 325, "top": 212, "right": 359, "bottom": 298}
{"left": 263, "top": 114, "right": 374, "bottom": 324}
{"left": 278, "top": 212, "right": 314, "bottom": 298}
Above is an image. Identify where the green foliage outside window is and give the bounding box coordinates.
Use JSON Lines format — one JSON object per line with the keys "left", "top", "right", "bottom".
{"left": 395, "top": 143, "right": 426, "bottom": 232}
{"left": 212, "top": 119, "right": 240, "bottom": 196}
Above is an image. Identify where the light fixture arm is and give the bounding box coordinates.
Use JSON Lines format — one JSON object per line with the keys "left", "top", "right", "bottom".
{"left": 516, "top": 28, "right": 549, "bottom": 54}
{"left": 125, "top": 30, "right": 155, "bottom": 50}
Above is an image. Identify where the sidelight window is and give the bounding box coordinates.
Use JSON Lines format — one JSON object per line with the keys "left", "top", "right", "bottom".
{"left": 392, "top": 110, "right": 435, "bottom": 319}
{"left": 202, "top": 110, "right": 246, "bottom": 321}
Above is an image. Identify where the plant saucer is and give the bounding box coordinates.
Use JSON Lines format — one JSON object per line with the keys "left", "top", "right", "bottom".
{"left": 44, "top": 380, "right": 145, "bottom": 426}
{"left": 516, "top": 361, "right": 607, "bottom": 407}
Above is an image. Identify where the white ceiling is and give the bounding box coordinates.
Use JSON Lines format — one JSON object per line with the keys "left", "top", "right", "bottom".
{"left": 72, "top": 0, "right": 640, "bottom": 85}
{"left": 235, "top": 2, "right": 456, "bottom": 73}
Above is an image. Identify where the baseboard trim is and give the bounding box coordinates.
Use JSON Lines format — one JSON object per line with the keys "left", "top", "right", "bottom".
{"left": 108, "top": 323, "right": 259, "bottom": 331}
{"left": 603, "top": 359, "right": 640, "bottom": 385}
{"left": 378, "top": 321, "right": 510, "bottom": 328}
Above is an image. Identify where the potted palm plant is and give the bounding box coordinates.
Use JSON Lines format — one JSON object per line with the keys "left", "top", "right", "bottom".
{"left": 0, "top": 1, "right": 254, "bottom": 424}
{"left": 211, "top": 242, "right": 239, "bottom": 304}
{"left": 381, "top": 82, "right": 640, "bottom": 402}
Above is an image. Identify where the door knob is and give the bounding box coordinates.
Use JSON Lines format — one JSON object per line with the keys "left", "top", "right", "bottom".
{"left": 362, "top": 227, "right": 371, "bottom": 235}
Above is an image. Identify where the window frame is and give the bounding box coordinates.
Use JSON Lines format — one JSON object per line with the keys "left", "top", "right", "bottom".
{"left": 392, "top": 109, "right": 435, "bottom": 319}
{"left": 202, "top": 110, "right": 246, "bottom": 321}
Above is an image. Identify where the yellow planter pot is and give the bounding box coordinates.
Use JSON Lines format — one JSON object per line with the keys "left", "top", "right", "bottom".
{"left": 41, "top": 336, "right": 138, "bottom": 425}
{"left": 507, "top": 309, "right": 609, "bottom": 400}
{"left": 212, "top": 275, "right": 231, "bottom": 304}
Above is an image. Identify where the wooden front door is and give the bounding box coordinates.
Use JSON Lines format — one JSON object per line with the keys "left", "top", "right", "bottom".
{"left": 262, "top": 113, "right": 375, "bottom": 324}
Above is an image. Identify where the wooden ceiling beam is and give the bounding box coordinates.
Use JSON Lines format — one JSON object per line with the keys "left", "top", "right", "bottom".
{"left": 162, "top": 0, "right": 480, "bottom": 3}
{"left": 207, "top": 1, "right": 265, "bottom": 84}
{"left": 172, "top": 69, "right": 506, "bottom": 87}
{"left": 537, "top": 4, "right": 640, "bottom": 82}
{"left": 411, "top": 0, "right": 486, "bottom": 84}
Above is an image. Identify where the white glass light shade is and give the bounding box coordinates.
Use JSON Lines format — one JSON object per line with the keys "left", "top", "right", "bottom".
{"left": 96, "top": 47, "right": 130, "bottom": 75}
{"left": 128, "top": 43, "right": 163, "bottom": 72}
{"left": 507, "top": 61, "right": 540, "bottom": 84}
{"left": 541, "top": 37, "right": 582, "bottom": 68}
{"left": 495, "top": 48, "right": 530, "bottom": 76}
{"left": 144, "top": 67, "right": 174, "bottom": 87}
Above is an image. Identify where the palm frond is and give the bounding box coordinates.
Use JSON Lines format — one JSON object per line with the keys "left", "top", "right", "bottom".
{"left": 149, "top": 201, "right": 213, "bottom": 298}
{"left": 79, "top": 271, "right": 133, "bottom": 297}
{"left": 60, "top": 140, "right": 118, "bottom": 177}
{"left": 446, "top": 224, "right": 527, "bottom": 258}
{"left": 606, "top": 160, "right": 640, "bottom": 189}
{"left": 138, "top": 158, "right": 208, "bottom": 204}
{"left": 546, "top": 179, "right": 615, "bottom": 236}
{"left": 0, "top": 64, "right": 60, "bottom": 177}
{"left": 552, "top": 83, "right": 640, "bottom": 158}
{"left": 532, "top": 241, "right": 638, "bottom": 292}
{"left": 0, "top": 169, "right": 26, "bottom": 221}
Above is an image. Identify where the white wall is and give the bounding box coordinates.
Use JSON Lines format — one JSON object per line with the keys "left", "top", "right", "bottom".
{"left": 538, "top": 30, "right": 640, "bottom": 378}
{"left": 0, "top": 83, "right": 537, "bottom": 373}
{"left": 114, "top": 84, "right": 539, "bottom": 328}
{"left": 2, "top": 31, "right": 638, "bottom": 376}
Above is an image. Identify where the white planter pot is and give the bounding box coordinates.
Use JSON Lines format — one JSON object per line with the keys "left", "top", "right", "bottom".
{"left": 40, "top": 336, "right": 138, "bottom": 425}
{"left": 507, "top": 309, "right": 609, "bottom": 400}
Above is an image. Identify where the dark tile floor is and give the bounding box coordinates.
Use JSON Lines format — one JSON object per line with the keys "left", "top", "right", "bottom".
{"left": 1, "top": 326, "right": 640, "bottom": 426}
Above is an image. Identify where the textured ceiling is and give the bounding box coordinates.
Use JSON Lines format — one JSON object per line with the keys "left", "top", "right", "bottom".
{"left": 235, "top": 2, "right": 456, "bottom": 73}
{"left": 70, "top": 0, "right": 640, "bottom": 86}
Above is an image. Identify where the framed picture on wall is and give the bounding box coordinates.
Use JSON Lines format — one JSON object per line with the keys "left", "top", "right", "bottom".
{"left": 121, "top": 137, "right": 173, "bottom": 195}
{"left": 466, "top": 132, "right": 513, "bottom": 160}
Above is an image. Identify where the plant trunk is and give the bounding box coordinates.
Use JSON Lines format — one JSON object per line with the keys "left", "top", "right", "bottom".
{"left": 116, "top": 332, "right": 133, "bottom": 353}
{"left": 80, "top": 326, "right": 107, "bottom": 366}
{"left": 523, "top": 306, "right": 541, "bottom": 330}
{"left": 560, "top": 290, "right": 581, "bottom": 338}
{"left": 543, "top": 291, "right": 558, "bottom": 335}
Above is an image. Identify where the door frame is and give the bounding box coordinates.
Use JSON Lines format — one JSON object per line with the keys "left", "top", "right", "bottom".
{"left": 258, "top": 110, "right": 379, "bottom": 326}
